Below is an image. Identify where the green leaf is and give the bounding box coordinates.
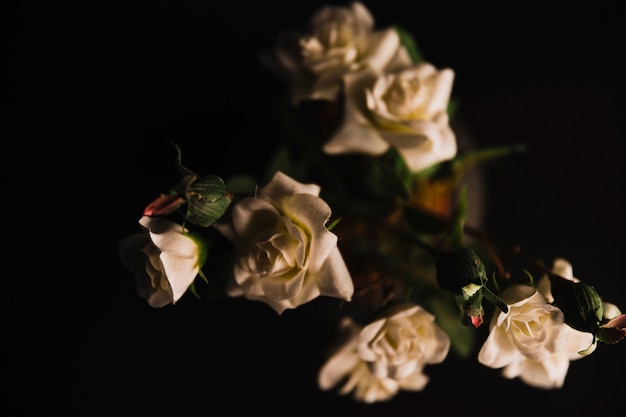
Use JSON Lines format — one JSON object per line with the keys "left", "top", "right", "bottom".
{"left": 225, "top": 174, "right": 258, "bottom": 195}
{"left": 451, "top": 144, "right": 527, "bottom": 178}
{"left": 427, "top": 293, "right": 476, "bottom": 358}
{"left": 394, "top": 24, "right": 423, "bottom": 64}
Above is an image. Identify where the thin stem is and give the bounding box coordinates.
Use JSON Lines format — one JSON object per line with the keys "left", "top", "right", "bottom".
{"left": 463, "top": 224, "right": 510, "bottom": 280}
{"left": 512, "top": 245, "right": 567, "bottom": 281}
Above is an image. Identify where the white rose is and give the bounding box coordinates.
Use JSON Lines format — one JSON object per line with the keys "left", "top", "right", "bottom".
{"left": 323, "top": 62, "right": 457, "bottom": 173}
{"left": 213, "top": 171, "right": 354, "bottom": 314}
{"left": 318, "top": 317, "right": 401, "bottom": 403}
{"left": 263, "top": 2, "right": 410, "bottom": 104}
{"left": 318, "top": 303, "right": 449, "bottom": 403}
{"left": 358, "top": 302, "right": 450, "bottom": 380}
{"left": 118, "top": 216, "right": 202, "bottom": 308}
{"left": 478, "top": 284, "right": 593, "bottom": 389}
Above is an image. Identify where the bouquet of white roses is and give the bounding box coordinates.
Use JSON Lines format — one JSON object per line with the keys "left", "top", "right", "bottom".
{"left": 118, "top": 1, "right": 625, "bottom": 404}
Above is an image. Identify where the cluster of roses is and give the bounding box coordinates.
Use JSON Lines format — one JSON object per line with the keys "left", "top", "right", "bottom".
{"left": 119, "top": 2, "right": 625, "bottom": 404}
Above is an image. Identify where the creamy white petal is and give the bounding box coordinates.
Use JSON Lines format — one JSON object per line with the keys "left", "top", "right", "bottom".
{"left": 318, "top": 318, "right": 362, "bottom": 390}
{"left": 140, "top": 216, "right": 197, "bottom": 259}
{"left": 261, "top": 269, "right": 306, "bottom": 301}
{"left": 259, "top": 171, "right": 321, "bottom": 201}
{"left": 425, "top": 68, "right": 454, "bottom": 114}
{"left": 603, "top": 302, "right": 622, "bottom": 320}
{"left": 280, "top": 193, "right": 336, "bottom": 272}
{"left": 159, "top": 251, "right": 199, "bottom": 304}
{"left": 350, "top": 1, "right": 374, "bottom": 29}
{"left": 564, "top": 326, "right": 595, "bottom": 359}
{"left": 306, "top": 248, "right": 354, "bottom": 301}
{"left": 364, "top": 29, "right": 401, "bottom": 73}
{"left": 552, "top": 258, "right": 575, "bottom": 279}
{"left": 119, "top": 216, "right": 200, "bottom": 308}
{"left": 503, "top": 354, "right": 570, "bottom": 389}
{"left": 478, "top": 325, "right": 522, "bottom": 369}
{"left": 398, "top": 368, "right": 429, "bottom": 391}
{"left": 324, "top": 71, "right": 389, "bottom": 155}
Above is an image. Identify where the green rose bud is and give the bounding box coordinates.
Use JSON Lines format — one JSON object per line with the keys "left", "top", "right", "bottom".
{"left": 553, "top": 281, "right": 604, "bottom": 334}
{"left": 436, "top": 247, "right": 508, "bottom": 327}
{"left": 178, "top": 174, "right": 231, "bottom": 227}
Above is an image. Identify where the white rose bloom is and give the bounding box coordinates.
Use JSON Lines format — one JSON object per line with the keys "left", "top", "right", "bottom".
{"left": 318, "top": 318, "right": 402, "bottom": 403}
{"left": 358, "top": 303, "right": 450, "bottom": 380}
{"left": 318, "top": 303, "right": 449, "bottom": 403}
{"left": 478, "top": 284, "right": 593, "bottom": 389}
{"left": 323, "top": 63, "right": 457, "bottom": 173}
{"left": 213, "top": 171, "right": 354, "bottom": 314}
{"left": 262, "top": 1, "right": 410, "bottom": 104}
{"left": 118, "top": 216, "right": 202, "bottom": 308}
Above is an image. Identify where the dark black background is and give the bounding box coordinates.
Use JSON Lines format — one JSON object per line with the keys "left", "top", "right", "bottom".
{"left": 11, "top": 0, "right": 623, "bottom": 415}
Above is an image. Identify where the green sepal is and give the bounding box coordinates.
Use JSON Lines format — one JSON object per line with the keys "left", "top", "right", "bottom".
{"left": 451, "top": 144, "right": 527, "bottom": 179}
{"left": 455, "top": 283, "right": 484, "bottom": 326}
{"left": 578, "top": 340, "right": 597, "bottom": 356}
{"left": 326, "top": 216, "right": 342, "bottom": 232}
{"left": 183, "top": 231, "right": 210, "bottom": 300}
{"left": 363, "top": 147, "right": 411, "bottom": 200}
{"left": 186, "top": 231, "right": 210, "bottom": 273}
{"left": 597, "top": 313, "right": 626, "bottom": 344}
{"left": 482, "top": 286, "right": 508, "bottom": 314}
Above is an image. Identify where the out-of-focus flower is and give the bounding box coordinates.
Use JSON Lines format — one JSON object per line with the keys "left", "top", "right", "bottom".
{"left": 118, "top": 216, "right": 204, "bottom": 308}
{"left": 261, "top": 1, "right": 410, "bottom": 104}
{"left": 477, "top": 284, "right": 593, "bottom": 389}
{"left": 318, "top": 317, "right": 400, "bottom": 403}
{"left": 323, "top": 62, "right": 456, "bottom": 172}
{"left": 318, "top": 303, "right": 450, "bottom": 403}
{"left": 213, "top": 171, "right": 354, "bottom": 314}
{"left": 359, "top": 302, "right": 451, "bottom": 379}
